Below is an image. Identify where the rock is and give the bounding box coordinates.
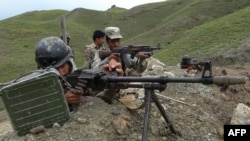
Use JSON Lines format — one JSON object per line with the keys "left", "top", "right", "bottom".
{"left": 164, "top": 71, "right": 175, "bottom": 77}
{"left": 112, "top": 116, "right": 131, "bottom": 135}
{"left": 52, "top": 123, "right": 61, "bottom": 128}
{"left": 29, "top": 125, "right": 45, "bottom": 134}
{"left": 217, "top": 127, "right": 224, "bottom": 139}
{"left": 221, "top": 93, "right": 231, "bottom": 101}
{"left": 230, "top": 103, "right": 250, "bottom": 124}
{"left": 76, "top": 118, "right": 88, "bottom": 124}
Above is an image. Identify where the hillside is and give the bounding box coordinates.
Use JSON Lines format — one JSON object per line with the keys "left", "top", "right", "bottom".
{"left": 0, "top": 0, "right": 250, "bottom": 83}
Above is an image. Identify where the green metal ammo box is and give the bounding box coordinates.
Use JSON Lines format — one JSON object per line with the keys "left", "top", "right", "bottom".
{"left": 0, "top": 68, "right": 70, "bottom": 136}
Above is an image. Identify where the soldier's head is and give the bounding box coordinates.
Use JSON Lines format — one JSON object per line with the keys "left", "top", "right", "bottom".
{"left": 35, "top": 36, "right": 74, "bottom": 76}
{"left": 93, "top": 30, "right": 105, "bottom": 48}
{"left": 180, "top": 55, "right": 193, "bottom": 69}
{"left": 105, "top": 27, "right": 123, "bottom": 50}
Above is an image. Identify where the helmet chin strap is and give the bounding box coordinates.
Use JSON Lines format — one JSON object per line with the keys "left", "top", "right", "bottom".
{"left": 67, "top": 61, "right": 73, "bottom": 73}
{"left": 67, "top": 58, "right": 77, "bottom": 73}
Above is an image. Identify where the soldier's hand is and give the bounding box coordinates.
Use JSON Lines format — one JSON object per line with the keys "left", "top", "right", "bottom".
{"left": 103, "top": 58, "right": 124, "bottom": 76}
{"left": 65, "top": 91, "right": 82, "bottom": 104}
{"left": 137, "top": 52, "right": 149, "bottom": 61}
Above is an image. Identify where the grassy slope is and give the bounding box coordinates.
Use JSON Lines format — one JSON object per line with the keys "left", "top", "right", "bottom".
{"left": 0, "top": 10, "right": 69, "bottom": 81}
{"left": 0, "top": 0, "right": 249, "bottom": 83}
{"left": 156, "top": 6, "right": 250, "bottom": 64}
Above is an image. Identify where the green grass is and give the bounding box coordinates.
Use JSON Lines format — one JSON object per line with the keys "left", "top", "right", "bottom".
{"left": 0, "top": 0, "right": 250, "bottom": 83}
{"left": 156, "top": 6, "right": 250, "bottom": 64}
{"left": 0, "top": 106, "right": 4, "bottom": 111}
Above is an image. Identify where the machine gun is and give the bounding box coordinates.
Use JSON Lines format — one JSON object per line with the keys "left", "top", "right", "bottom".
{"left": 99, "top": 44, "right": 162, "bottom": 71}
{"left": 65, "top": 62, "right": 246, "bottom": 141}
{"left": 182, "top": 60, "right": 209, "bottom": 72}
{"left": 180, "top": 55, "right": 209, "bottom": 74}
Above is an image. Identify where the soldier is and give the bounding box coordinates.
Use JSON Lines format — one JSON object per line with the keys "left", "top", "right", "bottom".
{"left": 104, "top": 27, "right": 150, "bottom": 107}
{"left": 88, "top": 27, "right": 149, "bottom": 107}
{"left": 34, "top": 36, "right": 123, "bottom": 108}
{"left": 180, "top": 55, "right": 205, "bottom": 75}
{"left": 83, "top": 30, "right": 108, "bottom": 69}
{"left": 91, "top": 27, "right": 149, "bottom": 76}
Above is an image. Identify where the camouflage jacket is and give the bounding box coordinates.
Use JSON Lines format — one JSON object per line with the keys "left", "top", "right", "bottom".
{"left": 125, "top": 54, "right": 148, "bottom": 76}
{"left": 83, "top": 43, "right": 108, "bottom": 69}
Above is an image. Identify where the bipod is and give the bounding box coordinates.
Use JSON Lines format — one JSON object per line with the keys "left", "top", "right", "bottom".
{"left": 141, "top": 83, "right": 181, "bottom": 141}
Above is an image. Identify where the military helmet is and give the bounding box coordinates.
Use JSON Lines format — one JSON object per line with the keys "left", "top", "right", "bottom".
{"left": 181, "top": 55, "right": 192, "bottom": 64}
{"left": 180, "top": 55, "right": 192, "bottom": 69}
{"left": 35, "top": 36, "right": 74, "bottom": 69}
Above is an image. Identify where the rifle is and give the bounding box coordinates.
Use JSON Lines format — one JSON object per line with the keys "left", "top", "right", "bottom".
{"left": 99, "top": 44, "right": 162, "bottom": 71}
{"left": 192, "top": 61, "right": 208, "bottom": 72}
{"left": 65, "top": 61, "right": 246, "bottom": 141}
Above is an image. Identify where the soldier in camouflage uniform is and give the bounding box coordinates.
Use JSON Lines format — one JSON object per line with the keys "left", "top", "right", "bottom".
{"left": 35, "top": 36, "right": 124, "bottom": 108}
{"left": 82, "top": 30, "right": 126, "bottom": 104}
{"left": 91, "top": 27, "right": 149, "bottom": 75}
{"left": 83, "top": 30, "right": 108, "bottom": 69}
{"left": 89, "top": 27, "right": 149, "bottom": 105}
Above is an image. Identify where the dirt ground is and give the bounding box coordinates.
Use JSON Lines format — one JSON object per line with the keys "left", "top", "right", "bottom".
{"left": 0, "top": 64, "right": 249, "bottom": 141}
{"left": 0, "top": 43, "right": 250, "bottom": 140}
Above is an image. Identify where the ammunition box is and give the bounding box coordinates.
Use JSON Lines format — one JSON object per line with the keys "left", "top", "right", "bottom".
{"left": 0, "top": 69, "right": 70, "bottom": 136}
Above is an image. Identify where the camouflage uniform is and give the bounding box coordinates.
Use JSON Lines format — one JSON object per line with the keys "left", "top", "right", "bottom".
{"left": 88, "top": 27, "right": 147, "bottom": 75}
{"left": 82, "top": 43, "right": 117, "bottom": 103}
{"left": 124, "top": 54, "right": 148, "bottom": 76}
{"left": 83, "top": 43, "right": 109, "bottom": 69}
{"left": 88, "top": 27, "right": 148, "bottom": 104}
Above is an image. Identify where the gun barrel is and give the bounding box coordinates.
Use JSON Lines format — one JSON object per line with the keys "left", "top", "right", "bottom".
{"left": 67, "top": 69, "right": 246, "bottom": 92}
{"left": 103, "top": 75, "right": 246, "bottom": 85}
{"left": 213, "top": 76, "right": 246, "bottom": 85}
{"left": 103, "top": 76, "right": 213, "bottom": 84}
